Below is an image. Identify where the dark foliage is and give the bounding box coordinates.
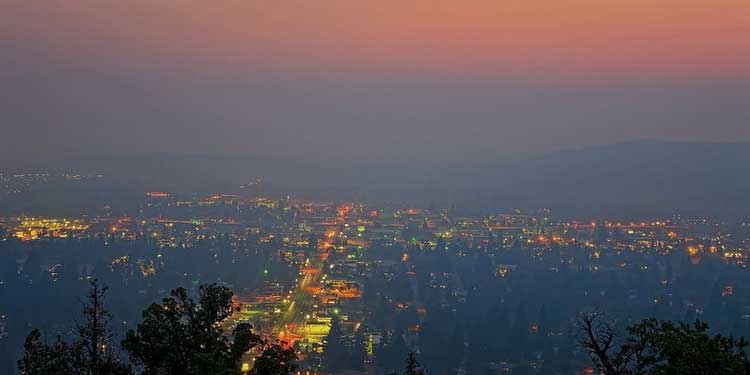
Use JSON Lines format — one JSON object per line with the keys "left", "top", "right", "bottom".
{"left": 122, "top": 283, "right": 262, "bottom": 375}
{"left": 18, "top": 279, "right": 132, "bottom": 375}
{"left": 250, "top": 341, "right": 298, "bottom": 375}
{"left": 579, "top": 313, "right": 750, "bottom": 375}
{"left": 403, "top": 352, "right": 425, "bottom": 375}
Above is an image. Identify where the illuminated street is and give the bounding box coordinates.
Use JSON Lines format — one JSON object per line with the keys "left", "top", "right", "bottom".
{"left": 276, "top": 261, "right": 324, "bottom": 345}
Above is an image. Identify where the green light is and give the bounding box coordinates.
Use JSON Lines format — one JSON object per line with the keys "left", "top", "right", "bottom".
{"left": 263, "top": 269, "right": 269, "bottom": 275}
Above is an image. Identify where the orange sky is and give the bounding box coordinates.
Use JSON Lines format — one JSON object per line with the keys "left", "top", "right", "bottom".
{"left": 5, "top": 0, "right": 750, "bottom": 81}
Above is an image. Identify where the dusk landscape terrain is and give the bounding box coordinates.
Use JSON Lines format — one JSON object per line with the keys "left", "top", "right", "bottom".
{"left": 1, "top": 1, "right": 749, "bottom": 374}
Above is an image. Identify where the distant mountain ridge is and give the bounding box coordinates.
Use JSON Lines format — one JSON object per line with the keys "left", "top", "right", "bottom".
{"left": 2, "top": 140, "right": 747, "bottom": 219}
{"left": 457, "top": 140, "right": 750, "bottom": 218}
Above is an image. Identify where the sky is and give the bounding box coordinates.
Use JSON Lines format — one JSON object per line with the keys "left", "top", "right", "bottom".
{"left": 1, "top": 0, "right": 749, "bottom": 167}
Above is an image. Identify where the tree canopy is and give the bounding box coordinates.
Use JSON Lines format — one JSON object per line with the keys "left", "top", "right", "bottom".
{"left": 579, "top": 313, "right": 750, "bottom": 375}
{"left": 403, "top": 352, "right": 425, "bottom": 375}
{"left": 19, "top": 281, "right": 298, "bottom": 375}
{"left": 122, "top": 283, "right": 262, "bottom": 375}
{"left": 17, "top": 279, "right": 132, "bottom": 375}
{"left": 249, "top": 341, "right": 297, "bottom": 375}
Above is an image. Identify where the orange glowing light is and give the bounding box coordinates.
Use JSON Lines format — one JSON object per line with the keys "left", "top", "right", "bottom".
{"left": 146, "top": 191, "right": 170, "bottom": 198}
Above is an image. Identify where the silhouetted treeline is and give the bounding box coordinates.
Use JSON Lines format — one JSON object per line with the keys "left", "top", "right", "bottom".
{"left": 18, "top": 279, "right": 296, "bottom": 375}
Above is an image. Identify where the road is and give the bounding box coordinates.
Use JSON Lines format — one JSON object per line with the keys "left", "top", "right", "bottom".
{"left": 276, "top": 261, "right": 323, "bottom": 344}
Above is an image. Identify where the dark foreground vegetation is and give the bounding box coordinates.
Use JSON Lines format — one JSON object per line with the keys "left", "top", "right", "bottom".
{"left": 17, "top": 280, "right": 750, "bottom": 375}
{"left": 18, "top": 279, "right": 296, "bottom": 375}
{"left": 579, "top": 313, "right": 749, "bottom": 375}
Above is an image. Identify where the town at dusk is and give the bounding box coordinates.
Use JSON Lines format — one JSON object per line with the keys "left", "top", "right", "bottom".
{"left": 1, "top": 1, "right": 749, "bottom": 375}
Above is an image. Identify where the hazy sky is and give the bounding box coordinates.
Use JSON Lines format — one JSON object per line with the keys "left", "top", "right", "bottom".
{"left": 2, "top": 0, "right": 749, "bottom": 167}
